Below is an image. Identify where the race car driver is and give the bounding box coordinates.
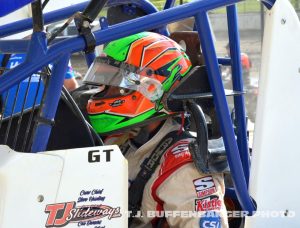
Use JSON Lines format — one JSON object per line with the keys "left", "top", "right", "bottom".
{"left": 83, "top": 31, "right": 229, "bottom": 228}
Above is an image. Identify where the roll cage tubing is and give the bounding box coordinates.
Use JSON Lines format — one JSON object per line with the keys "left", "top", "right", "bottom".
{"left": 0, "top": 0, "right": 170, "bottom": 39}
{"left": 0, "top": 0, "right": 276, "bottom": 216}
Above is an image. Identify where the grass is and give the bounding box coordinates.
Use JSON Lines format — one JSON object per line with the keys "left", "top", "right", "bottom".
{"left": 211, "top": 1, "right": 261, "bottom": 14}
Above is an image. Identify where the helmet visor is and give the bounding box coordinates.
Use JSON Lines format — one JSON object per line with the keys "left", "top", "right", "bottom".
{"left": 83, "top": 57, "right": 163, "bottom": 101}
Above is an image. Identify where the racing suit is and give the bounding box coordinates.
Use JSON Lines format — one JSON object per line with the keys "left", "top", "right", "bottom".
{"left": 105, "top": 118, "right": 228, "bottom": 228}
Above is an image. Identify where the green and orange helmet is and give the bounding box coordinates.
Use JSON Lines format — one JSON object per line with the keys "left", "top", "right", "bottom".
{"left": 83, "top": 31, "right": 192, "bottom": 134}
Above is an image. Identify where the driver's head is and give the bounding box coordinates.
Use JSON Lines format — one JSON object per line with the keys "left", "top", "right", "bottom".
{"left": 83, "top": 32, "right": 192, "bottom": 135}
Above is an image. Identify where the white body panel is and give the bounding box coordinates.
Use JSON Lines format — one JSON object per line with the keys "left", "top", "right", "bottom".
{"left": 0, "top": 0, "right": 87, "bottom": 39}
{"left": 0, "top": 6, "right": 32, "bottom": 39}
{"left": 42, "top": 0, "right": 87, "bottom": 13}
{"left": 245, "top": 0, "right": 300, "bottom": 227}
{"left": 0, "top": 145, "right": 128, "bottom": 228}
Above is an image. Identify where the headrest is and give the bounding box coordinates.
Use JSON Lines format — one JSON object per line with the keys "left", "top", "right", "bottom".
{"left": 170, "top": 31, "right": 204, "bottom": 66}
{"left": 163, "top": 65, "right": 213, "bottom": 112}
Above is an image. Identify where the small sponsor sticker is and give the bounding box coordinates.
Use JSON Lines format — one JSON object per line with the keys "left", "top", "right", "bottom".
{"left": 199, "top": 211, "right": 221, "bottom": 228}
{"left": 193, "top": 176, "right": 217, "bottom": 198}
{"left": 195, "top": 195, "right": 222, "bottom": 211}
{"left": 169, "top": 139, "right": 193, "bottom": 158}
{"left": 171, "top": 142, "right": 189, "bottom": 155}
{"left": 109, "top": 99, "right": 125, "bottom": 107}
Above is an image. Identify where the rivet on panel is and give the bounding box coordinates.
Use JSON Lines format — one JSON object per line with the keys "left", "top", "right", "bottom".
{"left": 37, "top": 195, "right": 44, "bottom": 202}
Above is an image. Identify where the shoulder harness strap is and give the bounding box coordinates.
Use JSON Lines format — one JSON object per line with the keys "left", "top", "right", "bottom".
{"left": 128, "top": 130, "right": 194, "bottom": 221}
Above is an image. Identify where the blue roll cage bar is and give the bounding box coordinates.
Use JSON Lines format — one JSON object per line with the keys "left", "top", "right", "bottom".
{"left": 0, "top": 0, "right": 275, "bottom": 217}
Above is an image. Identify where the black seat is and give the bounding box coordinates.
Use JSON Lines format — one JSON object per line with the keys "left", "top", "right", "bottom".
{"left": 0, "top": 98, "right": 97, "bottom": 152}
{"left": 163, "top": 65, "right": 229, "bottom": 173}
